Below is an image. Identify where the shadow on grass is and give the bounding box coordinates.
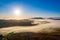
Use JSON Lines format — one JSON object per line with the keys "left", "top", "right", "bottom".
{"left": 0, "top": 31, "right": 60, "bottom": 40}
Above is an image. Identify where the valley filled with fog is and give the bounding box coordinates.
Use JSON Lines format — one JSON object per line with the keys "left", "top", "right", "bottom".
{"left": 0, "top": 18, "right": 60, "bottom": 35}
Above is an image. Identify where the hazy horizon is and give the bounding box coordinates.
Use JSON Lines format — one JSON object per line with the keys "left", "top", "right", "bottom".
{"left": 0, "top": 0, "right": 60, "bottom": 19}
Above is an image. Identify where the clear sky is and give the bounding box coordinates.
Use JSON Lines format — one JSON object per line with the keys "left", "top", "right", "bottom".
{"left": 0, "top": 0, "right": 60, "bottom": 18}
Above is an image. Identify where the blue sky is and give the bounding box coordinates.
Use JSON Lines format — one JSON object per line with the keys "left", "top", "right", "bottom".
{"left": 0, "top": 0, "right": 60, "bottom": 18}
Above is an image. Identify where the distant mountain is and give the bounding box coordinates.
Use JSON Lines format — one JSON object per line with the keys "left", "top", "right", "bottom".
{"left": 31, "top": 17, "right": 44, "bottom": 19}
{"left": 30, "top": 17, "right": 60, "bottom": 20}
{"left": 48, "top": 17, "right": 60, "bottom": 20}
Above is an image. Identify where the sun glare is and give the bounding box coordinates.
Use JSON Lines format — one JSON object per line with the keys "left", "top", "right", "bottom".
{"left": 13, "top": 7, "right": 22, "bottom": 20}
{"left": 14, "top": 8, "right": 22, "bottom": 16}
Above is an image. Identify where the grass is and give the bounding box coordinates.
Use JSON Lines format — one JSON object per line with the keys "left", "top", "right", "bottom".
{"left": 0, "top": 27, "right": 60, "bottom": 40}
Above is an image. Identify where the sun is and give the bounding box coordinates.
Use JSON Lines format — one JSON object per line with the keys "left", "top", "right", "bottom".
{"left": 13, "top": 8, "right": 22, "bottom": 20}
{"left": 13, "top": 8, "right": 22, "bottom": 16}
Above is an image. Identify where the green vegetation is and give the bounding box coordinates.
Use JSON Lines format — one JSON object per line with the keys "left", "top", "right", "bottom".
{"left": 0, "top": 19, "right": 39, "bottom": 28}
{"left": 0, "top": 29, "right": 60, "bottom": 40}
{"left": 0, "top": 19, "right": 49, "bottom": 28}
